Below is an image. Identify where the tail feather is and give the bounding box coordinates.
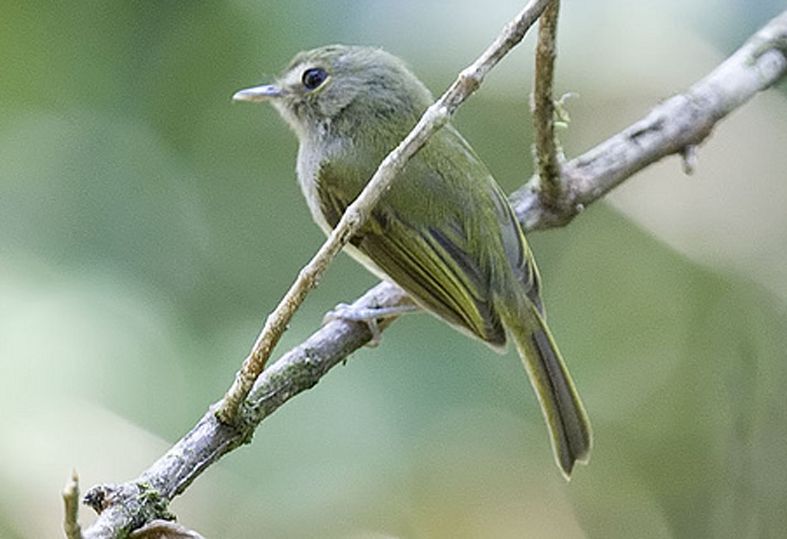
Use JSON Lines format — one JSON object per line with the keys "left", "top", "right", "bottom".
{"left": 499, "top": 301, "right": 592, "bottom": 478}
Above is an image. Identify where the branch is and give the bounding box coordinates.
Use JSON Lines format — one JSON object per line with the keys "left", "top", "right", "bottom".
{"left": 80, "top": 8, "right": 787, "bottom": 538}
{"left": 63, "top": 470, "right": 83, "bottom": 539}
{"left": 532, "top": 0, "right": 563, "bottom": 206}
{"left": 512, "top": 10, "right": 787, "bottom": 231}
{"left": 216, "top": 0, "right": 553, "bottom": 422}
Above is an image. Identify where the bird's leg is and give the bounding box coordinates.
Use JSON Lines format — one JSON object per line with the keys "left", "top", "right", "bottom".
{"left": 323, "top": 299, "right": 419, "bottom": 346}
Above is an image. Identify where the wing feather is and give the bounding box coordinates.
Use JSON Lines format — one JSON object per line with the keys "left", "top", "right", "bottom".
{"left": 359, "top": 210, "right": 507, "bottom": 346}
{"left": 313, "top": 124, "right": 545, "bottom": 345}
{"left": 317, "top": 176, "right": 506, "bottom": 346}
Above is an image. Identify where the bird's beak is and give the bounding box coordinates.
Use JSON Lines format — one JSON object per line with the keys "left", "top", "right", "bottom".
{"left": 232, "top": 84, "right": 283, "bottom": 103}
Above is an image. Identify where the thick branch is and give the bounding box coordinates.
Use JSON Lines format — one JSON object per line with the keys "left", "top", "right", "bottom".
{"left": 81, "top": 9, "right": 787, "bottom": 539}
{"left": 532, "top": 0, "right": 562, "bottom": 205}
{"left": 216, "top": 0, "right": 552, "bottom": 422}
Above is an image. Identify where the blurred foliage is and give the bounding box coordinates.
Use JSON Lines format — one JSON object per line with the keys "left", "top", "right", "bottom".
{"left": 1, "top": 1, "right": 786, "bottom": 538}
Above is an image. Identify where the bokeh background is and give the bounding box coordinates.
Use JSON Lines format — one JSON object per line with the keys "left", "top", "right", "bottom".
{"left": 2, "top": 1, "right": 786, "bottom": 537}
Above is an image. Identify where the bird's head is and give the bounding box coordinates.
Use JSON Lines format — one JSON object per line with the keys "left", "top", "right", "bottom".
{"left": 233, "top": 45, "right": 433, "bottom": 143}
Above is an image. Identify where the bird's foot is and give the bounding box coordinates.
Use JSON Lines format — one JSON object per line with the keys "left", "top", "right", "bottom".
{"left": 323, "top": 301, "right": 418, "bottom": 346}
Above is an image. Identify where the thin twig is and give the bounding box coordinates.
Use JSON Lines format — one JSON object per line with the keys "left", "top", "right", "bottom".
{"left": 532, "top": 0, "right": 562, "bottom": 207}
{"left": 215, "top": 0, "right": 552, "bottom": 423}
{"left": 80, "top": 8, "right": 787, "bottom": 539}
{"left": 63, "top": 470, "right": 83, "bottom": 539}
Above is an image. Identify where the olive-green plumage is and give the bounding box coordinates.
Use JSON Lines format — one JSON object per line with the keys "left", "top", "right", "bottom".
{"left": 234, "top": 45, "right": 591, "bottom": 477}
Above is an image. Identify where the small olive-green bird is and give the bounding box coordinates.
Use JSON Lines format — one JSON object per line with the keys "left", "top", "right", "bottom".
{"left": 233, "top": 45, "right": 591, "bottom": 477}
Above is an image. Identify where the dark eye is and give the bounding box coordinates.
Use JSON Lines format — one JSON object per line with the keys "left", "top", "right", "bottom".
{"left": 301, "top": 67, "right": 328, "bottom": 90}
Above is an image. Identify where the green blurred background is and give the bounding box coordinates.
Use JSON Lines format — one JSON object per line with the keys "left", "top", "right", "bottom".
{"left": 2, "top": 1, "right": 786, "bottom": 537}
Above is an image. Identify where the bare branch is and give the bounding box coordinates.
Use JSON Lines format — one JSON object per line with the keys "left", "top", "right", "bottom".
{"left": 216, "top": 0, "right": 552, "bottom": 422}
{"left": 81, "top": 8, "right": 787, "bottom": 538}
{"left": 63, "top": 470, "right": 83, "bottom": 539}
{"left": 511, "top": 10, "right": 787, "bottom": 230}
{"left": 532, "top": 0, "right": 563, "bottom": 205}
{"left": 83, "top": 284, "right": 404, "bottom": 539}
{"left": 130, "top": 520, "right": 206, "bottom": 539}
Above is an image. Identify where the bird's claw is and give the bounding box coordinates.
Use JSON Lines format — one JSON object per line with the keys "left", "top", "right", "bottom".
{"left": 323, "top": 301, "right": 419, "bottom": 347}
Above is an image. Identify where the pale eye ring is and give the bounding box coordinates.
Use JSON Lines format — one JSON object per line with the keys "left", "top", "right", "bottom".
{"left": 301, "top": 67, "right": 328, "bottom": 90}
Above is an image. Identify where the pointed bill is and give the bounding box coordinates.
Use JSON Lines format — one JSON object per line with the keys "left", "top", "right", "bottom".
{"left": 232, "top": 84, "right": 283, "bottom": 102}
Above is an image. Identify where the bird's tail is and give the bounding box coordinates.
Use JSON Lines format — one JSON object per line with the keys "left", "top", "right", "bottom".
{"left": 498, "top": 299, "right": 592, "bottom": 479}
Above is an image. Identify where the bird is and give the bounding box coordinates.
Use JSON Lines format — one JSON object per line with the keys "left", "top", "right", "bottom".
{"left": 233, "top": 45, "right": 591, "bottom": 478}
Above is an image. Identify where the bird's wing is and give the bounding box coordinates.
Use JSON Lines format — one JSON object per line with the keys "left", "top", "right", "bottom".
{"left": 436, "top": 125, "right": 544, "bottom": 316}
{"left": 315, "top": 125, "right": 545, "bottom": 345}
{"left": 488, "top": 181, "right": 544, "bottom": 316}
{"left": 317, "top": 167, "right": 507, "bottom": 347}
{"left": 365, "top": 212, "right": 508, "bottom": 347}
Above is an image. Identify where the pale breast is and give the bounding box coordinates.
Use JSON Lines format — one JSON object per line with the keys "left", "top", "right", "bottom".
{"left": 296, "top": 142, "right": 333, "bottom": 236}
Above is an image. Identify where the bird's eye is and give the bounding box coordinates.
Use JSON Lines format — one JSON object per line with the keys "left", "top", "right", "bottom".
{"left": 301, "top": 67, "right": 328, "bottom": 90}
